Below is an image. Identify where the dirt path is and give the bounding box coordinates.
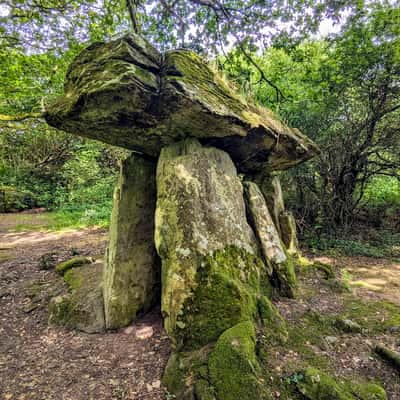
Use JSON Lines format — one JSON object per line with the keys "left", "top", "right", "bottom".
{"left": 313, "top": 254, "right": 400, "bottom": 305}
{"left": 0, "top": 214, "right": 170, "bottom": 400}
{"left": 1, "top": 213, "right": 399, "bottom": 399}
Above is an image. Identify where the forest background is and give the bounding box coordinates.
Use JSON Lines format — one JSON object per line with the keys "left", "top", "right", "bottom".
{"left": 1, "top": 0, "right": 399, "bottom": 258}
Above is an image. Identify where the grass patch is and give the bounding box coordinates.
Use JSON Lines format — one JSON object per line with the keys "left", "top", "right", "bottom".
{"left": 304, "top": 232, "right": 400, "bottom": 259}
{"left": 3, "top": 203, "right": 111, "bottom": 233}
{"left": 341, "top": 297, "right": 400, "bottom": 334}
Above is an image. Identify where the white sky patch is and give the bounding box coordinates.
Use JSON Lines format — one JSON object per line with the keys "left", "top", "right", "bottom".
{"left": 318, "top": 18, "right": 342, "bottom": 36}
{"left": 0, "top": 4, "right": 11, "bottom": 17}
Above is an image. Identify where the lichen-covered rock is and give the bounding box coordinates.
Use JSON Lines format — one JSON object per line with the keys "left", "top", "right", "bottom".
{"left": 155, "top": 139, "right": 268, "bottom": 349}
{"left": 375, "top": 344, "right": 400, "bottom": 372}
{"left": 208, "top": 321, "right": 268, "bottom": 400}
{"left": 55, "top": 256, "right": 93, "bottom": 275}
{"left": 103, "top": 153, "right": 160, "bottom": 330}
{"left": 45, "top": 34, "right": 318, "bottom": 173}
{"left": 244, "top": 181, "right": 296, "bottom": 297}
{"left": 156, "top": 139, "right": 283, "bottom": 399}
{"left": 251, "top": 175, "right": 285, "bottom": 233}
{"left": 297, "top": 368, "right": 387, "bottom": 400}
{"left": 48, "top": 262, "right": 105, "bottom": 333}
{"left": 279, "top": 211, "right": 300, "bottom": 256}
{"left": 257, "top": 296, "right": 288, "bottom": 344}
{"left": 335, "top": 318, "right": 363, "bottom": 333}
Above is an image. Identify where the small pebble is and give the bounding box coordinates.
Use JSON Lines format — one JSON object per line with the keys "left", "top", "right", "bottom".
{"left": 152, "top": 380, "right": 161, "bottom": 389}
{"left": 136, "top": 326, "right": 154, "bottom": 339}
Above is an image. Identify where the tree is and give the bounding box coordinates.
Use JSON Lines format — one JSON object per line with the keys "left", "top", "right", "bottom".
{"left": 0, "top": 0, "right": 364, "bottom": 121}
{"left": 231, "top": 1, "right": 400, "bottom": 230}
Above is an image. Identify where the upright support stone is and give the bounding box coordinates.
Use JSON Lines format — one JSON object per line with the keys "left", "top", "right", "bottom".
{"left": 279, "top": 211, "right": 300, "bottom": 256}
{"left": 244, "top": 181, "right": 296, "bottom": 297}
{"left": 103, "top": 153, "right": 160, "bottom": 330}
{"left": 155, "top": 139, "right": 273, "bottom": 399}
{"left": 254, "top": 174, "right": 285, "bottom": 235}
{"left": 254, "top": 173, "right": 300, "bottom": 257}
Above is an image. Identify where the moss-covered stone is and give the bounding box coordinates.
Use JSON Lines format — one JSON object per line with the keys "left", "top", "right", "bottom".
{"left": 177, "top": 246, "right": 265, "bottom": 350}
{"left": 257, "top": 296, "right": 288, "bottom": 344}
{"left": 156, "top": 140, "right": 279, "bottom": 398}
{"left": 45, "top": 34, "right": 318, "bottom": 174}
{"left": 349, "top": 382, "right": 387, "bottom": 400}
{"left": 103, "top": 153, "right": 160, "bottom": 330}
{"left": 55, "top": 256, "right": 93, "bottom": 275}
{"left": 48, "top": 262, "right": 105, "bottom": 333}
{"left": 244, "top": 180, "right": 296, "bottom": 297}
{"left": 279, "top": 211, "right": 300, "bottom": 256}
{"left": 155, "top": 139, "right": 266, "bottom": 349}
{"left": 297, "top": 368, "right": 387, "bottom": 400}
{"left": 375, "top": 344, "right": 400, "bottom": 372}
{"left": 208, "top": 321, "right": 267, "bottom": 400}
{"left": 163, "top": 346, "right": 215, "bottom": 400}
{"left": 334, "top": 318, "right": 363, "bottom": 334}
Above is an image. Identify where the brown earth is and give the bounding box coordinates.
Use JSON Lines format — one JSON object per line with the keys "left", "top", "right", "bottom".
{"left": 0, "top": 213, "right": 399, "bottom": 399}
{"left": 0, "top": 213, "right": 170, "bottom": 400}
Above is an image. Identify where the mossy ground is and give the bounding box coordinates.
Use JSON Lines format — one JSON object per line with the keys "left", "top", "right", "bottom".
{"left": 254, "top": 256, "right": 400, "bottom": 399}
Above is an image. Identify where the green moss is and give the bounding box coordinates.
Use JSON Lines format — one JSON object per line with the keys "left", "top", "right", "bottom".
{"left": 48, "top": 295, "right": 80, "bottom": 327}
{"left": 342, "top": 297, "right": 400, "bottom": 334}
{"left": 208, "top": 321, "right": 267, "bottom": 400}
{"left": 48, "top": 264, "right": 105, "bottom": 333}
{"left": 297, "top": 368, "right": 387, "bottom": 400}
{"left": 297, "top": 367, "right": 353, "bottom": 399}
{"left": 283, "top": 311, "right": 336, "bottom": 371}
{"left": 163, "top": 346, "right": 215, "bottom": 400}
{"left": 55, "top": 256, "right": 93, "bottom": 275}
{"left": 348, "top": 382, "right": 387, "bottom": 400}
{"left": 176, "top": 245, "right": 266, "bottom": 350}
{"left": 165, "top": 50, "right": 248, "bottom": 116}
{"left": 63, "top": 268, "right": 85, "bottom": 291}
{"left": 375, "top": 344, "right": 400, "bottom": 372}
{"left": 334, "top": 318, "right": 363, "bottom": 333}
{"left": 305, "top": 262, "right": 336, "bottom": 280}
{"left": 277, "top": 255, "right": 297, "bottom": 297}
{"left": 257, "top": 296, "right": 288, "bottom": 345}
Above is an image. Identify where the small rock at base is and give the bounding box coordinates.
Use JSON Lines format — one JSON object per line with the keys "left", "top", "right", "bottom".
{"left": 124, "top": 326, "right": 134, "bottom": 335}
{"left": 136, "top": 326, "right": 154, "bottom": 339}
{"left": 152, "top": 380, "right": 161, "bottom": 389}
{"left": 325, "top": 336, "right": 338, "bottom": 345}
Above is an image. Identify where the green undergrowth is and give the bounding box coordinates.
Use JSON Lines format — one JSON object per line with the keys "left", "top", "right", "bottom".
{"left": 5, "top": 205, "right": 111, "bottom": 233}
{"left": 304, "top": 232, "right": 400, "bottom": 259}
{"left": 50, "top": 202, "right": 111, "bottom": 229}
{"left": 341, "top": 297, "right": 400, "bottom": 334}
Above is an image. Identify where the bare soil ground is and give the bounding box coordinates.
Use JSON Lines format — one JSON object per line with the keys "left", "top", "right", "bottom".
{"left": 0, "top": 212, "right": 399, "bottom": 400}
{"left": 0, "top": 213, "right": 170, "bottom": 400}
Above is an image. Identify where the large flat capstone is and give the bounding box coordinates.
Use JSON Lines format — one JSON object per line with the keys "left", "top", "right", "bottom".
{"left": 45, "top": 34, "right": 318, "bottom": 173}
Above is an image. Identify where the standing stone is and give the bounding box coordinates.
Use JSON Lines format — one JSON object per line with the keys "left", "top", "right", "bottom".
{"left": 244, "top": 181, "right": 296, "bottom": 297}
{"left": 155, "top": 139, "right": 273, "bottom": 399}
{"left": 103, "top": 153, "right": 160, "bottom": 330}
{"left": 253, "top": 173, "right": 300, "bottom": 257}
{"left": 155, "top": 138, "right": 267, "bottom": 347}
{"left": 254, "top": 174, "right": 285, "bottom": 235}
{"left": 279, "top": 211, "right": 300, "bottom": 256}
